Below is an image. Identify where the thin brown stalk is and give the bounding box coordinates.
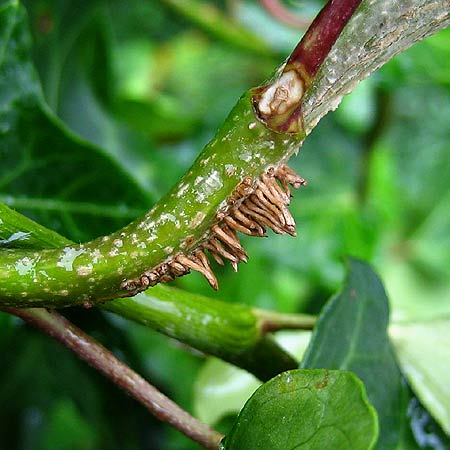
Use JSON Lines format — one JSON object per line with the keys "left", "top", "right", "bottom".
{"left": 1, "top": 307, "right": 224, "bottom": 450}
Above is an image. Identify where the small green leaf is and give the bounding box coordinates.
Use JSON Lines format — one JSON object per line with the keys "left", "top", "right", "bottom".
{"left": 222, "top": 369, "right": 378, "bottom": 450}
{"left": 390, "top": 319, "right": 450, "bottom": 435}
{"left": 302, "top": 258, "right": 407, "bottom": 449}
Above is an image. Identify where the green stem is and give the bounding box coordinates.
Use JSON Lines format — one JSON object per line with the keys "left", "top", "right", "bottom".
{"left": 3, "top": 0, "right": 448, "bottom": 308}
{"left": 1, "top": 203, "right": 299, "bottom": 380}
{"left": 1, "top": 0, "right": 348, "bottom": 307}
{"left": 104, "top": 286, "right": 299, "bottom": 381}
{"left": 254, "top": 308, "right": 316, "bottom": 333}
{"left": 0, "top": 91, "right": 304, "bottom": 307}
{"left": 1, "top": 307, "right": 223, "bottom": 450}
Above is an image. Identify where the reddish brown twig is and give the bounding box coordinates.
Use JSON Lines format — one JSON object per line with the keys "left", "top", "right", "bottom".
{"left": 253, "top": 0, "right": 363, "bottom": 133}
{"left": 286, "top": 0, "right": 362, "bottom": 79}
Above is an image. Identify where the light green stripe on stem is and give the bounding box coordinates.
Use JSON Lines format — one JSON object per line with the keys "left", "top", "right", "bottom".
{"left": 103, "top": 287, "right": 304, "bottom": 381}
{"left": 0, "top": 91, "right": 304, "bottom": 307}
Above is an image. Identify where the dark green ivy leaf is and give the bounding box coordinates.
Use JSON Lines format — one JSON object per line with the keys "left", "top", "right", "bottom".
{"left": 301, "top": 258, "right": 409, "bottom": 449}
{"left": 0, "top": 1, "right": 149, "bottom": 242}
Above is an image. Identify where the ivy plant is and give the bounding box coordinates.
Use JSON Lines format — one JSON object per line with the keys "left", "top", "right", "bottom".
{"left": 1, "top": 0, "right": 449, "bottom": 449}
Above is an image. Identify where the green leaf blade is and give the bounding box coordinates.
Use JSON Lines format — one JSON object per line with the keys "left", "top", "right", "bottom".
{"left": 222, "top": 369, "right": 378, "bottom": 450}
{"left": 390, "top": 320, "right": 450, "bottom": 435}
{"left": 0, "top": 1, "right": 150, "bottom": 242}
{"left": 302, "top": 258, "right": 408, "bottom": 449}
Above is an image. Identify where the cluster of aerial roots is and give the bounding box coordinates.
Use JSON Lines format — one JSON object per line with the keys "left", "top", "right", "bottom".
{"left": 121, "top": 164, "right": 306, "bottom": 294}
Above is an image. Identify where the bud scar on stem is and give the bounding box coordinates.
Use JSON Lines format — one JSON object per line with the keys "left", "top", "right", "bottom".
{"left": 258, "top": 70, "right": 304, "bottom": 116}
{"left": 253, "top": 69, "right": 305, "bottom": 134}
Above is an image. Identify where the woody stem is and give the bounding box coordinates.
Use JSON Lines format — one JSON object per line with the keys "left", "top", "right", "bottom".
{"left": 2, "top": 307, "right": 224, "bottom": 450}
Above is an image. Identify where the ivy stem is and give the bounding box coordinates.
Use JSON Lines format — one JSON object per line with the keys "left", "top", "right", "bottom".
{"left": 251, "top": 0, "right": 363, "bottom": 133}
{"left": 104, "top": 287, "right": 299, "bottom": 381}
{"left": 2, "top": 0, "right": 449, "bottom": 308}
{"left": 255, "top": 309, "right": 316, "bottom": 333}
{"left": 1, "top": 307, "right": 224, "bottom": 450}
{"left": 285, "top": 0, "right": 363, "bottom": 79}
{"left": 0, "top": 203, "right": 298, "bottom": 380}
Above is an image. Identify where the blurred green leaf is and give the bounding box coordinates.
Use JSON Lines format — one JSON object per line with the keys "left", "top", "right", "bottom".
{"left": 234, "top": 0, "right": 307, "bottom": 53}
{"left": 160, "top": 0, "right": 276, "bottom": 57}
{"left": 0, "top": 1, "right": 149, "bottom": 241}
{"left": 194, "top": 358, "right": 260, "bottom": 426}
{"left": 21, "top": 0, "right": 162, "bottom": 196}
{"left": 1, "top": 1, "right": 449, "bottom": 449}
{"left": 302, "top": 259, "right": 407, "bottom": 449}
{"left": 193, "top": 330, "right": 311, "bottom": 426}
{"left": 35, "top": 398, "right": 96, "bottom": 450}
{"left": 336, "top": 78, "right": 376, "bottom": 135}
{"left": 390, "top": 320, "right": 450, "bottom": 435}
{"left": 222, "top": 369, "right": 378, "bottom": 450}
{"left": 113, "top": 31, "right": 274, "bottom": 140}
{"left": 380, "top": 257, "right": 450, "bottom": 322}
{"left": 367, "top": 137, "right": 450, "bottom": 321}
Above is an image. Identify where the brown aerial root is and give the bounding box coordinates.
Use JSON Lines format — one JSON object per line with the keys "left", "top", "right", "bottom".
{"left": 120, "top": 164, "right": 306, "bottom": 294}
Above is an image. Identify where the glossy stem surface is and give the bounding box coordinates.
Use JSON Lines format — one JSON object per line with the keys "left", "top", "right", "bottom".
{"left": 1, "top": 203, "right": 299, "bottom": 380}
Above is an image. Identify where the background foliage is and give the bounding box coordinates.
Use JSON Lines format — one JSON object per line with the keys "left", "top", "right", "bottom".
{"left": 0, "top": 0, "right": 449, "bottom": 448}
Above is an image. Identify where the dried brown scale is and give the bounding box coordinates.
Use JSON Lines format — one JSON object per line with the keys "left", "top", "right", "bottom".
{"left": 276, "top": 165, "right": 307, "bottom": 194}
{"left": 259, "top": 175, "right": 290, "bottom": 206}
{"left": 170, "top": 261, "right": 189, "bottom": 276}
{"left": 220, "top": 226, "right": 248, "bottom": 262}
{"left": 176, "top": 254, "right": 218, "bottom": 290}
{"left": 193, "top": 249, "right": 211, "bottom": 270}
{"left": 192, "top": 252, "right": 218, "bottom": 287}
{"left": 254, "top": 186, "right": 286, "bottom": 219}
{"left": 239, "top": 202, "right": 286, "bottom": 235}
{"left": 121, "top": 164, "right": 305, "bottom": 294}
{"left": 211, "top": 225, "right": 246, "bottom": 255}
{"left": 148, "top": 272, "right": 160, "bottom": 283}
{"left": 250, "top": 192, "right": 285, "bottom": 226}
{"left": 204, "top": 239, "right": 240, "bottom": 263}
{"left": 245, "top": 196, "right": 284, "bottom": 230}
{"left": 223, "top": 216, "right": 253, "bottom": 236}
{"left": 281, "top": 205, "right": 296, "bottom": 230}
{"left": 205, "top": 248, "right": 225, "bottom": 266}
{"left": 160, "top": 273, "right": 176, "bottom": 284}
{"left": 230, "top": 209, "right": 266, "bottom": 236}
